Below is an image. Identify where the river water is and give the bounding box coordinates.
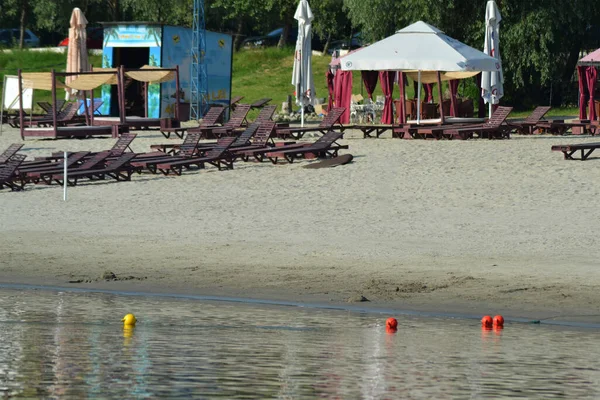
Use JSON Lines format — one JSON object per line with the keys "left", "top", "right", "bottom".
{"left": 0, "top": 287, "right": 599, "bottom": 399}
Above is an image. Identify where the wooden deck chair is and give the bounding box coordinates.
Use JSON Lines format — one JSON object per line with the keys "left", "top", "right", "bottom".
{"left": 412, "top": 106, "right": 513, "bottom": 140}
{"left": 250, "top": 98, "right": 272, "bottom": 109}
{"left": 57, "top": 153, "right": 137, "bottom": 186}
{"left": 0, "top": 154, "right": 27, "bottom": 191}
{"left": 551, "top": 142, "right": 600, "bottom": 160}
{"left": 253, "top": 105, "right": 277, "bottom": 123}
{"left": 155, "top": 137, "right": 237, "bottom": 175}
{"left": 265, "top": 131, "right": 348, "bottom": 164}
{"left": 43, "top": 151, "right": 112, "bottom": 185}
{"left": 229, "top": 95, "right": 244, "bottom": 111}
{"left": 21, "top": 152, "right": 90, "bottom": 183}
{"left": 131, "top": 133, "right": 203, "bottom": 173}
{"left": 0, "top": 144, "right": 24, "bottom": 164}
{"left": 508, "top": 106, "right": 551, "bottom": 134}
{"left": 191, "top": 104, "right": 252, "bottom": 139}
{"left": 275, "top": 107, "right": 346, "bottom": 139}
{"left": 160, "top": 105, "right": 226, "bottom": 139}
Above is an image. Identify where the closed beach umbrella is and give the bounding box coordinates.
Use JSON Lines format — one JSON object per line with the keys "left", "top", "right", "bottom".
{"left": 481, "top": 0, "right": 503, "bottom": 117}
{"left": 65, "top": 8, "right": 89, "bottom": 100}
{"left": 292, "top": 0, "right": 315, "bottom": 127}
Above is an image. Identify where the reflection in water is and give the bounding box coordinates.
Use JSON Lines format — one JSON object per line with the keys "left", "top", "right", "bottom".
{"left": 0, "top": 288, "right": 600, "bottom": 398}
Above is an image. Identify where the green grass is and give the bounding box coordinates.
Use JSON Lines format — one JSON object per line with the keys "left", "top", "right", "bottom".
{"left": 0, "top": 49, "right": 102, "bottom": 113}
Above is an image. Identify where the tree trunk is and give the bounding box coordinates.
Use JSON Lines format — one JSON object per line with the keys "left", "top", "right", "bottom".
{"left": 109, "top": 0, "right": 120, "bottom": 21}
{"left": 321, "top": 32, "right": 331, "bottom": 56}
{"left": 278, "top": 23, "right": 291, "bottom": 49}
{"left": 19, "top": 0, "right": 28, "bottom": 49}
{"left": 233, "top": 18, "right": 244, "bottom": 52}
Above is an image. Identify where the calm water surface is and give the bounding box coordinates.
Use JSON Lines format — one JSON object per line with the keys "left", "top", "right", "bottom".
{"left": 0, "top": 287, "right": 599, "bottom": 399}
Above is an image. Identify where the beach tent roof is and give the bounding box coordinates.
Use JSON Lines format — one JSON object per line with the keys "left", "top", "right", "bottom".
{"left": 65, "top": 71, "right": 118, "bottom": 90}
{"left": 578, "top": 48, "right": 600, "bottom": 66}
{"left": 22, "top": 73, "right": 66, "bottom": 90}
{"left": 125, "top": 66, "right": 176, "bottom": 83}
{"left": 340, "top": 21, "right": 501, "bottom": 72}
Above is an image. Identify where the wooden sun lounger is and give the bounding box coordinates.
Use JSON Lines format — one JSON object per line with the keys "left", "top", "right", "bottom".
{"left": 19, "top": 152, "right": 90, "bottom": 183}
{"left": 0, "top": 154, "right": 27, "bottom": 191}
{"left": 551, "top": 142, "right": 600, "bottom": 160}
{"left": 35, "top": 133, "right": 137, "bottom": 163}
{"left": 274, "top": 107, "right": 347, "bottom": 140}
{"left": 150, "top": 131, "right": 206, "bottom": 155}
{"left": 155, "top": 137, "right": 237, "bottom": 175}
{"left": 0, "top": 144, "right": 24, "bottom": 164}
{"left": 22, "top": 125, "right": 118, "bottom": 140}
{"left": 131, "top": 133, "right": 202, "bottom": 173}
{"left": 354, "top": 124, "right": 394, "bottom": 138}
{"left": 264, "top": 131, "right": 348, "bottom": 164}
{"left": 536, "top": 119, "right": 597, "bottom": 136}
{"left": 189, "top": 104, "right": 251, "bottom": 139}
{"left": 250, "top": 98, "right": 272, "bottom": 109}
{"left": 12, "top": 102, "right": 80, "bottom": 129}
{"left": 39, "top": 152, "right": 113, "bottom": 185}
{"left": 51, "top": 153, "right": 137, "bottom": 186}
{"left": 507, "top": 106, "right": 551, "bottom": 135}
{"left": 404, "top": 106, "right": 513, "bottom": 140}
{"left": 160, "top": 106, "right": 226, "bottom": 139}
{"left": 231, "top": 122, "right": 285, "bottom": 160}
{"left": 254, "top": 105, "right": 277, "bottom": 123}
{"left": 38, "top": 100, "right": 66, "bottom": 114}
{"left": 229, "top": 96, "right": 244, "bottom": 110}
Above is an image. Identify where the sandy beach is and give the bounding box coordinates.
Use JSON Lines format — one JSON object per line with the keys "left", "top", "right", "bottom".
{"left": 1, "top": 125, "right": 600, "bottom": 320}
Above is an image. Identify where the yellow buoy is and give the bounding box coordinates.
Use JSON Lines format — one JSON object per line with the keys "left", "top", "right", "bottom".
{"left": 122, "top": 313, "right": 137, "bottom": 327}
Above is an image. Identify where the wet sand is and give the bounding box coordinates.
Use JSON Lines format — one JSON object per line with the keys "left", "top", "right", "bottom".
{"left": 1, "top": 125, "right": 600, "bottom": 321}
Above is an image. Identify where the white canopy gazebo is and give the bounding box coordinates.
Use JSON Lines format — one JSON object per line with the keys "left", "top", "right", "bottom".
{"left": 341, "top": 21, "right": 502, "bottom": 124}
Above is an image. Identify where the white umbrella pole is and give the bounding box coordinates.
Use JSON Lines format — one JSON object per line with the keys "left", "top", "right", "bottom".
{"left": 417, "top": 70, "right": 421, "bottom": 125}
{"left": 63, "top": 151, "right": 68, "bottom": 201}
{"left": 489, "top": 102, "right": 492, "bottom": 119}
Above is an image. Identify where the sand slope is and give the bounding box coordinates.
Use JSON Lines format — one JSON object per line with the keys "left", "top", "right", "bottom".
{"left": 1, "top": 126, "right": 600, "bottom": 318}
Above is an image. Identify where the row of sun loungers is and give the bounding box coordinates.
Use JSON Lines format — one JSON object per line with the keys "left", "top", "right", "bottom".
{"left": 0, "top": 120, "right": 349, "bottom": 191}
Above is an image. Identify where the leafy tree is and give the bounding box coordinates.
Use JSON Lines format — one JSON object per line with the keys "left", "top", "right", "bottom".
{"left": 263, "top": 0, "right": 297, "bottom": 48}
{"left": 311, "top": 0, "right": 352, "bottom": 54}
{"left": 210, "top": 0, "right": 261, "bottom": 51}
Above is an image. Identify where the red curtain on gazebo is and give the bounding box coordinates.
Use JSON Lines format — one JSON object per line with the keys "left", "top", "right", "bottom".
{"left": 578, "top": 66, "right": 587, "bottom": 120}
{"left": 361, "top": 71, "right": 378, "bottom": 100}
{"left": 326, "top": 68, "right": 335, "bottom": 112}
{"left": 449, "top": 79, "right": 459, "bottom": 117}
{"left": 424, "top": 83, "right": 434, "bottom": 102}
{"left": 333, "top": 70, "right": 352, "bottom": 124}
{"left": 379, "top": 71, "right": 395, "bottom": 124}
{"left": 397, "top": 72, "right": 406, "bottom": 124}
{"left": 586, "top": 66, "right": 597, "bottom": 121}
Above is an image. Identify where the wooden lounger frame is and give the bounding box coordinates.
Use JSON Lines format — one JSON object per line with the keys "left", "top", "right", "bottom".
{"left": 551, "top": 142, "right": 600, "bottom": 160}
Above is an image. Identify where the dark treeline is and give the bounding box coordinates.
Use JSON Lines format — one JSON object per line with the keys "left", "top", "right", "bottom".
{"left": 0, "top": 0, "right": 598, "bottom": 108}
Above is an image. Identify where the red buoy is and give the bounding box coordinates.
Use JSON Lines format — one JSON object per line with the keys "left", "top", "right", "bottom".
{"left": 386, "top": 317, "right": 398, "bottom": 332}
{"left": 493, "top": 315, "right": 505, "bottom": 328}
{"left": 481, "top": 315, "right": 493, "bottom": 328}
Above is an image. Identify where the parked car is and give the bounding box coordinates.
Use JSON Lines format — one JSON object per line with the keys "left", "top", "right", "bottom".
{"left": 327, "top": 32, "right": 364, "bottom": 55}
{"left": 242, "top": 27, "right": 324, "bottom": 50}
{"left": 58, "top": 27, "right": 103, "bottom": 50}
{"left": 0, "top": 29, "right": 40, "bottom": 48}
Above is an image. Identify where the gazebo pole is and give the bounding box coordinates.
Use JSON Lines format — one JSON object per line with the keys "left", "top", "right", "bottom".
{"left": 17, "top": 69, "right": 24, "bottom": 140}
{"left": 51, "top": 70, "right": 58, "bottom": 130}
{"left": 436, "top": 71, "right": 444, "bottom": 124}
{"left": 417, "top": 70, "right": 421, "bottom": 124}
